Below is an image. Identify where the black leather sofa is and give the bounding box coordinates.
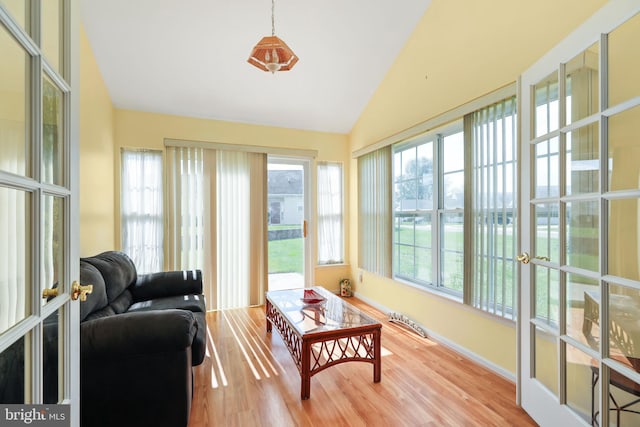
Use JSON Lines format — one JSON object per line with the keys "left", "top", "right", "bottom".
{"left": 80, "top": 251, "right": 206, "bottom": 427}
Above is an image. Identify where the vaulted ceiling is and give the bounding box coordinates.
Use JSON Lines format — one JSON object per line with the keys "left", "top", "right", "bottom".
{"left": 81, "top": 0, "right": 432, "bottom": 134}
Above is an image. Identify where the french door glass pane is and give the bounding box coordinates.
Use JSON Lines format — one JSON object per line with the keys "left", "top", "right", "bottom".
{"left": 42, "top": 76, "right": 64, "bottom": 186}
{"left": 608, "top": 13, "right": 640, "bottom": 107}
{"left": 607, "top": 283, "right": 640, "bottom": 361}
{"left": 0, "top": 333, "right": 29, "bottom": 403}
{"left": 567, "top": 123, "right": 600, "bottom": 195}
{"left": 565, "top": 42, "right": 599, "bottom": 125}
{"left": 0, "top": 0, "right": 29, "bottom": 33}
{"left": 608, "top": 198, "right": 640, "bottom": 282}
{"left": 566, "top": 273, "right": 599, "bottom": 346}
{"left": 42, "top": 195, "right": 64, "bottom": 305}
{"left": 535, "top": 203, "right": 560, "bottom": 263}
{"left": 43, "top": 307, "right": 63, "bottom": 404}
{"left": 535, "top": 265, "right": 560, "bottom": 326}
{"left": 42, "top": 0, "right": 63, "bottom": 75}
{"left": 608, "top": 106, "right": 640, "bottom": 192}
{"left": 534, "top": 326, "right": 558, "bottom": 396}
{"left": 0, "top": 23, "right": 30, "bottom": 177}
{"left": 566, "top": 200, "right": 599, "bottom": 272}
{"left": 535, "top": 138, "right": 560, "bottom": 198}
{"left": 0, "top": 186, "right": 31, "bottom": 334}
{"left": 565, "top": 344, "right": 597, "bottom": 424}
{"left": 607, "top": 366, "right": 640, "bottom": 426}
{"left": 534, "top": 71, "right": 560, "bottom": 138}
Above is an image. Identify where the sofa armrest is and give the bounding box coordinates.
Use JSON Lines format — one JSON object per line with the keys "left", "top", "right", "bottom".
{"left": 81, "top": 309, "right": 197, "bottom": 360}
{"left": 131, "top": 270, "right": 203, "bottom": 302}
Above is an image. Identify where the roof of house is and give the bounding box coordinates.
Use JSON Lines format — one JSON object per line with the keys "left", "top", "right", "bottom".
{"left": 268, "top": 170, "right": 303, "bottom": 195}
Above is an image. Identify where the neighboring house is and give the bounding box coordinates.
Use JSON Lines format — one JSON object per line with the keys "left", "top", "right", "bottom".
{"left": 267, "top": 170, "right": 304, "bottom": 226}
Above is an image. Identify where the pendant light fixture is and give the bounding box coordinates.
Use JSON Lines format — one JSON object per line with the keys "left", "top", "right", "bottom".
{"left": 248, "top": 0, "right": 298, "bottom": 73}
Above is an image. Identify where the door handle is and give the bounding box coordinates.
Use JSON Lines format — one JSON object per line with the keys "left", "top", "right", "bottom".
{"left": 42, "top": 287, "right": 59, "bottom": 299}
{"left": 71, "top": 281, "right": 93, "bottom": 302}
{"left": 517, "top": 252, "right": 530, "bottom": 264}
{"left": 517, "top": 252, "right": 550, "bottom": 264}
{"left": 303, "top": 220, "right": 307, "bottom": 238}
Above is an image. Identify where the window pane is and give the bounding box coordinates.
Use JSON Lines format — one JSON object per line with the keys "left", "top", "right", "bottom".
{"left": 42, "top": 195, "right": 64, "bottom": 306}
{"left": 0, "top": 23, "right": 30, "bottom": 177}
{"left": 440, "top": 212, "right": 463, "bottom": 293}
{"left": 535, "top": 265, "right": 560, "bottom": 327}
{"left": 318, "top": 162, "right": 343, "bottom": 265}
{"left": 0, "top": 334, "right": 29, "bottom": 403}
{"left": 565, "top": 344, "right": 596, "bottom": 424}
{"left": 608, "top": 106, "right": 640, "bottom": 192}
{"left": 42, "top": 0, "right": 63, "bottom": 75}
{"left": 443, "top": 131, "right": 464, "bottom": 172}
{"left": 535, "top": 137, "right": 560, "bottom": 198}
{"left": 0, "top": 0, "right": 30, "bottom": 33}
{"left": 608, "top": 284, "right": 640, "bottom": 363}
{"left": 534, "top": 326, "right": 558, "bottom": 396}
{"left": 609, "top": 13, "right": 640, "bottom": 107}
{"left": 443, "top": 172, "right": 463, "bottom": 210}
{"left": 42, "top": 76, "right": 64, "bottom": 186}
{"left": 566, "top": 273, "right": 599, "bottom": 347}
{"left": 565, "top": 42, "right": 599, "bottom": 125}
{"left": 121, "top": 150, "right": 164, "bottom": 273}
{"left": 534, "top": 71, "right": 559, "bottom": 138}
{"left": 43, "top": 308, "right": 63, "bottom": 404}
{"left": 567, "top": 123, "right": 599, "bottom": 195}
{"left": 535, "top": 203, "right": 560, "bottom": 264}
{"left": 609, "top": 198, "right": 640, "bottom": 282}
{"left": 566, "top": 200, "right": 599, "bottom": 272}
{"left": 0, "top": 186, "right": 31, "bottom": 335}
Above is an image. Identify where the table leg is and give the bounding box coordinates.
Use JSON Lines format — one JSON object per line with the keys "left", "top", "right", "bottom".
{"left": 266, "top": 300, "right": 272, "bottom": 333}
{"left": 373, "top": 329, "right": 381, "bottom": 383}
{"left": 301, "top": 340, "right": 311, "bottom": 400}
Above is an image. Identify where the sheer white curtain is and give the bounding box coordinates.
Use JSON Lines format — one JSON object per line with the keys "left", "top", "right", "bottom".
{"left": 317, "top": 162, "right": 344, "bottom": 264}
{"left": 0, "top": 121, "right": 27, "bottom": 333}
{"left": 121, "top": 149, "right": 164, "bottom": 273}
{"left": 167, "top": 145, "right": 266, "bottom": 310}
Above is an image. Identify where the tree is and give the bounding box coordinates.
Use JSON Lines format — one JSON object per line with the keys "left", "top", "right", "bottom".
{"left": 396, "top": 157, "right": 433, "bottom": 208}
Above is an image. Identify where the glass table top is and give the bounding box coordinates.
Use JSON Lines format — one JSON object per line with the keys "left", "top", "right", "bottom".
{"left": 266, "top": 286, "right": 381, "bottom": 336}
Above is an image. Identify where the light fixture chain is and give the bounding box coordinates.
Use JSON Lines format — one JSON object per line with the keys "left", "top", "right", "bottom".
{"left": 271, "top": 0, "right": 276, "bottom": 36}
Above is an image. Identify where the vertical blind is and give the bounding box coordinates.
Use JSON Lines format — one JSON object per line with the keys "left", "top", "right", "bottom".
{"left": 120, "top": 149, "right": 164, "bottom": 273}
{"left": 166, "top": 145, "right": 267, "bottom": 310}
{"left": 358, "top": 146, "right": 392, "bottom": 276}
{"left": 469, "top": 97, "right": 518, "bottom": 319}
{"left": 317, "top": 162, "right": 344, "bottom": 264}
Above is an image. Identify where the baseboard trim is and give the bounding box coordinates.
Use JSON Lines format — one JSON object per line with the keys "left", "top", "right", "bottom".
{"left": 354, "top": 291, "right": 516, "bottom": 384}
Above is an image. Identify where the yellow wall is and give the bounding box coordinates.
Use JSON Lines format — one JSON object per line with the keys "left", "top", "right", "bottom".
{"left": 113, "top": 109, "right": 351, "bottom": 288}
{"left": 79, "top": 27, "right": 115, "bottom": 256}
{"left": 348, "top": 0, "right": 608, "bottom": 375}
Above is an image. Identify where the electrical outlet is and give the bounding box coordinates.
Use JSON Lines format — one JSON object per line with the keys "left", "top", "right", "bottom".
{"left": 358, "top": 270, "right": 363, "bottom": 283}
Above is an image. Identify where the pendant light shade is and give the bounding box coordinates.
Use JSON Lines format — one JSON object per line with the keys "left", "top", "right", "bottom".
{"left": 248, "top": 0, "right": 298, "bottom": 73}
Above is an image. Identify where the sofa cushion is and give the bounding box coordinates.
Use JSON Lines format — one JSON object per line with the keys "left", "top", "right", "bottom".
{"left": 82, "top": 251, "right": 137, "bottom": 303}
{"left": 79, "top": 262, "right": 108, "bottom": 322}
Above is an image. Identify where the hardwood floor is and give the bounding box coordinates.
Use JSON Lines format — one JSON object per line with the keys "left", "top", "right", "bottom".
{"left": 188, "top": 297, "right": 537, "bottom": 427}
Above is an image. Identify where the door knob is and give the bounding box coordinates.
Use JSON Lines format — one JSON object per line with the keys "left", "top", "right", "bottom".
{"left": 71, "top": 281, "right": 93, "bottom": 301}
{"left": 517, "top": 252, "right": 530, "bottom": 264}
{"left": 42, "top": 287, "right": 58, "bottom": 299}
{"left": 517, "top": 252, "right": 550, "bottom": 264}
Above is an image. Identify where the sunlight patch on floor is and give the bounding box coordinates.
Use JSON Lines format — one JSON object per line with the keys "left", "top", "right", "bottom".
{"left": 206, "top": 324, "right": 228, "bottom": 388}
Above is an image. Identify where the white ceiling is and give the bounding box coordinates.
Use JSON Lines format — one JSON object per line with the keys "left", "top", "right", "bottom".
{"left": 81, "top": 0, "right": 432, "bottom": 134}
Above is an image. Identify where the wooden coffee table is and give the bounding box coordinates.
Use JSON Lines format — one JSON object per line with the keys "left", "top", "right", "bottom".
{"left": 265, "top": 286, "right": 382, "bottom": 399}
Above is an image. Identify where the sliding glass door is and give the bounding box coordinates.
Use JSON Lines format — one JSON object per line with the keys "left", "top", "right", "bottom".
{"left": 267, "top": 157, "right": 313, "bottom": 291}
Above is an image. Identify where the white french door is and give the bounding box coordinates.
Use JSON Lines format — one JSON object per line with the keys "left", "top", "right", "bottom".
{"left": 0, "top": 0, "right": 80, "bottom": 424}
{"left": 267, "top": 156, "right": 314, "bottom": 291}
{"left": 519, "top": 1, "right": 640, "bottom": 425}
